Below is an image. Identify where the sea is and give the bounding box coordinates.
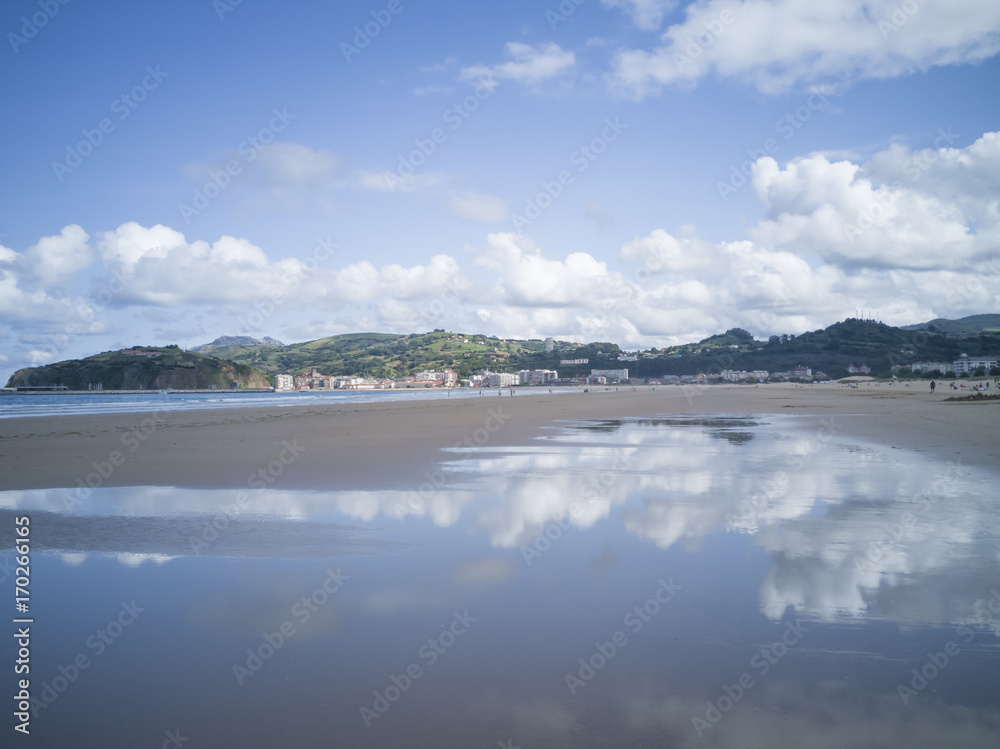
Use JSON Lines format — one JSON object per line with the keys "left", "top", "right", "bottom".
{"left": 2, "top": 414, "right": 999, "bottom": 746}
{"left": 0, "top": 387, "right": 576, "bottom": 420}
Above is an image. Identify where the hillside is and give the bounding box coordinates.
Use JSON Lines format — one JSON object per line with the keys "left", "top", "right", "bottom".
{"left": 184, "top": 319, "right": 1000, "bottom": 381}
{"left": 195, "top": 331, "right": 618, "bottom": 379}
{"left": 902, "top": 314, "right": 1000, "bottom": 335}
{"left": 190, "top": 335, "right": 285, "bottom": 353}
{"left": 640, "top": 319, "right": 1000, "bottom": 379}
{"left": 5, "top": 346, "right": 273, "bottom": 390}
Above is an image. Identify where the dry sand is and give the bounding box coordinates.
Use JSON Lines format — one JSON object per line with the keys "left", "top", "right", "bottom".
{"left": 0, "top": 382, "right": 996, "bottom": 492}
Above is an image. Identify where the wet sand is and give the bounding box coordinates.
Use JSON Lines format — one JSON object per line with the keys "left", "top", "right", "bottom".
{"left": 0, "top": 383, "right": 996, "bottom": 492}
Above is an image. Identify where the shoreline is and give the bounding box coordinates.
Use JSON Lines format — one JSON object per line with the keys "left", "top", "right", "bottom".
{"left": 0, "top": 383, "right": 996, "bottom": 493}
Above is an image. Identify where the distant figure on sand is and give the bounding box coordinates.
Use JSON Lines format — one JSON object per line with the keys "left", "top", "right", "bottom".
{"left": 930, "top": 380, "right": 936, "bottom": 394}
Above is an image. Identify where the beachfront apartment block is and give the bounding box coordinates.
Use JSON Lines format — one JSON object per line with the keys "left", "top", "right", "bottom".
{"left": 275, "top": 374, "right": 294, "bottom": 390}
{"left": 909, "top": 361, "right": 953, "bottom": 374}
{"left": 720, "top": 369, "right": 770, "bottom": 382}
{"left": 951, "top": 355, "right": 999, "bottom": 375}
{"left": 517, "top": 369, "right": 558, "bottom": 385}
{"left": 488, "top": 372, "right": 520, "bottom": 388}
{"left": 591, "top": 368, "right": 629, "bottom": 381}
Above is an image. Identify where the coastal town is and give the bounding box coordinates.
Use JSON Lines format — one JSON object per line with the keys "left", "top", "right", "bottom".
{"left": 272, "top": 354, "right": 998, "bottom": 391}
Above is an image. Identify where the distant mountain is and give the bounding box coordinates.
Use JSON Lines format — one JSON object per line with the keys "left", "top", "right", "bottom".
{"left": 5, "top": 346, "right": 272, "bottom": 390}
{"left": 190, "top": 335, "right": 284, "bottom": 352}
{"left": 902, "top": 314, "right": 1000, "bottom": 335}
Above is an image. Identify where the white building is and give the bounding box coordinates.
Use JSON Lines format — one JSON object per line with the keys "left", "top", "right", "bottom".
{"left": 274, "top": 374, "right": 294, "bottom": 390}
{"left": 910, "top": 361, "right": 952, "bottom": 374}
{"left": 488, "top": 372, "right": 520, "bottom": 388}
{"left": 517, "top": 369, "right": 558, "bottom": 385}
{"left": 591, "top": 368, "right": 628, "bottom": 381}
{"left": 952, "top": 355, "right": 998, "bottom": 375}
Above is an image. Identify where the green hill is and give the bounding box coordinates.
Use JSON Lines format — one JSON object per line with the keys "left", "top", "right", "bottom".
{"left": 199, "top": 331, "right": 617, "bottom": 379}
{"left": 645, "top": 318, "right": 1000, "bottom": 379}
{"left": 5, "top": 346, "right": 273, "bottom": 390}
{"left": 902, "top": 314, "right": 1000, "bottom": 335}
{"left": 192, "top": 319, "right": 1000, "bottom": 381}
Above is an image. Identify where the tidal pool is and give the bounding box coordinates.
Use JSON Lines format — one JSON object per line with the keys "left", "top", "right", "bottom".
{"left": 3, "top": 414, "right": 999, "bottom": 747}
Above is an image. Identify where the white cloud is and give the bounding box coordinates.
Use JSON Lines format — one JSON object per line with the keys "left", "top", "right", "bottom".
{"left": 749, "top": 131, "right": 1000, "bottom": 270}
{"left": 3, "top": 130, "right": 998, "bottom": 379}
{"left": 448, "top": 192, "right": 510, "bottom": 222}
{"left": 355, "top": 169, "right": 447, "bottom": 193}
{"left": 461, "top": 42, "right": 576, "bottom": 88}
{"left": 601, "top": 0, "right": 677, "bottom": 30}
{"left": 20, "top": 225, "right": 92, "bottom": 286}
{"left": 610, "top": 0, "right": 1000, "bottom": 96}
{"left": 93, "top": 222, "right": 467, "bottom": 311}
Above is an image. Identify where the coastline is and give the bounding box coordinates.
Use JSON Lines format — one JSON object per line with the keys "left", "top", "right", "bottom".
{"left": 0, "top": 383, "right": 996, "bottom": 493}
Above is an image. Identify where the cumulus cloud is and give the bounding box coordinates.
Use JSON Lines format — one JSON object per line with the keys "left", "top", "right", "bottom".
{"left": 610, "top": 0, "right": 1000, "bottom": 96}
{"left": 94, "top": 222, "right": 466, "bottom": 310}
{"left": 3, "top": 129, "right": 999, "bottom": 378}
{"left": 461, "top": 42, "right": 576, "bottom": 88}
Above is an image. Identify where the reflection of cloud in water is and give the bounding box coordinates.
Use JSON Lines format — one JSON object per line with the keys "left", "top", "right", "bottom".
{"left": 0, "top": 508, "right": 395, "bottom": 561}
{"left": 2, "top": 415, "right": 996, "bottom": 629}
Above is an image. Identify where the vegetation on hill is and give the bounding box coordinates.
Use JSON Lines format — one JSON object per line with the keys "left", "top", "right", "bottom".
{"left": 5, "top": 346, "right": 272, "bottom": 390}
{"left": 206, "top": 320, "right": 997, "bottom": 381}
{"left": 902, "top": 314, "right": 1000, "bottom": 335}
{"left": 12, "top": 316, "right": 998, "bottom": 390}
{"left": 202, "top": 331, "right": 620, "bottom": 379}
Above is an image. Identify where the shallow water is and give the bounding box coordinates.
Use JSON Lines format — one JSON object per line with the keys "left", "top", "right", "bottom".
{"left": 3, "top": 414, "right": 999, "bottom": 747}
{"left": 0, "top": 386, "right": 577, "bottom": 420}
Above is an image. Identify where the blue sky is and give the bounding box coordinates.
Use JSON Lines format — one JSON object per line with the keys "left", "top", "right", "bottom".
{"left": 2, "top": 0, "right": 999, "bottom": 379}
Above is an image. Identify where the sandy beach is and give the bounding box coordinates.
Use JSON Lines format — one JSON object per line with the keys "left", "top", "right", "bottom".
{"left": 1, "top": 382, "right": 996, "bottom": 492}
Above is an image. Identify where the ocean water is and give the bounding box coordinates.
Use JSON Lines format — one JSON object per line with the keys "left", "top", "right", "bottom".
{"left": 2, "top": 414, "right": 999, "bottom": 747}
{"left": 0, "top": 387, "right": 575, "bottom": 420}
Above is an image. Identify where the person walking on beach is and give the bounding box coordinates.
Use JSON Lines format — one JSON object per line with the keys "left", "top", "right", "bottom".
{"left": 930, "top": 380, "right": 936, "bottom": 394}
